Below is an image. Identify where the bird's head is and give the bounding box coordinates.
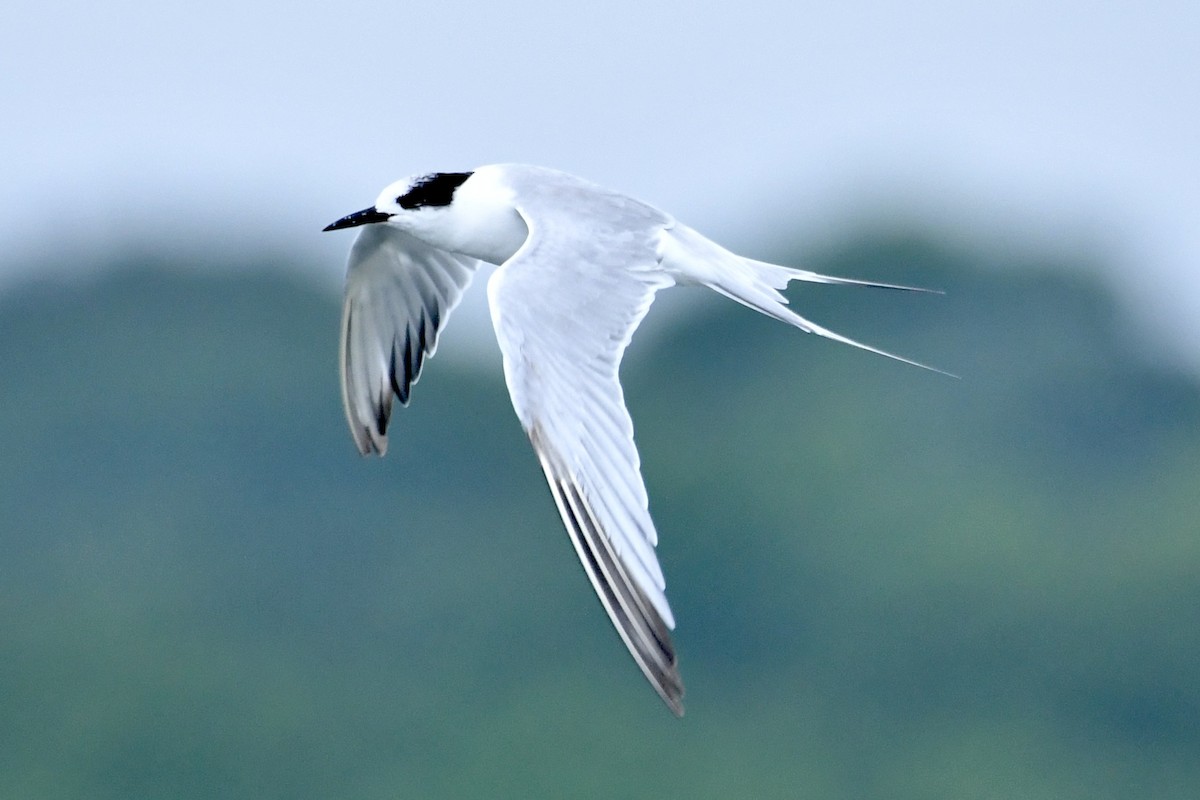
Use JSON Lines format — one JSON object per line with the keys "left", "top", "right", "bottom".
{"left": 323, "top": 171, "right": 475, "bottom": 233}
{"left": 323, "top": 167, "right": 527, "bottom": 264}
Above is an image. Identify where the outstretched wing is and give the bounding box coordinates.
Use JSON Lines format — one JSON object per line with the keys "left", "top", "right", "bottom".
{"left": 340, "top": 224, "right": 481, "bottom": 455}
{"left": 486, "top": 186, "right": 685, "bottom": 715}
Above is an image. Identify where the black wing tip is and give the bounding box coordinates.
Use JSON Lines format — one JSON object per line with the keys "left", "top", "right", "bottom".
{"left": 532, "top": 435, "right": 685, "bottom": 716}
{"left": 350, "top": 424, "right": 387, "bottom": 457}
{"left": 352, "top": 391, "right": 391, "bottom": 457}
{"left": 658, "top": 672, "right": 686, "bottom": 717}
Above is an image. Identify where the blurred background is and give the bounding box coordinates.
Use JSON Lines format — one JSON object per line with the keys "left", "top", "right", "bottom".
{"left": 2, "top": 2, "right": 1198, "bottom": 798}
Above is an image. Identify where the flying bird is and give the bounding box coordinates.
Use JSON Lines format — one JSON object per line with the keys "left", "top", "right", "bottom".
{"left": 323, "top": 164, "right": 943, "bottom": 716}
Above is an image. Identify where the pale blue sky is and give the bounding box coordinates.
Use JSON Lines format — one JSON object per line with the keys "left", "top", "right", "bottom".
{"left": 3, "top": 2, "right": 1197, "bottom": 365}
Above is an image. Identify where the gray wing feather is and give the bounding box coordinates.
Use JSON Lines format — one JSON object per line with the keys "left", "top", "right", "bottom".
{"left": 533, "top": 429, "right": 684, "bottom": 715}
{"left": 339, "top": 225, "right": 480, "bottom": 455}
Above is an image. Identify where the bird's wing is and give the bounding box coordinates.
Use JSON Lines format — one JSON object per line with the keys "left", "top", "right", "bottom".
{"left": 486, "top": 188, "right": 684, "bottom": 715}
{"left": 340, "top": 224, "right": 481, "bottom": 455}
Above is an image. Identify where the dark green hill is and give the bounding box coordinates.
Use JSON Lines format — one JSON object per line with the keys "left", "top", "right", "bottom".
{"left": 2, "top": 234, "right": 1196, "bottom": 799}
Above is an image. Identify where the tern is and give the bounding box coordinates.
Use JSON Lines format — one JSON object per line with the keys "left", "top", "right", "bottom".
{"left": 323, "top": 164, "right": 943, "bottom": 716}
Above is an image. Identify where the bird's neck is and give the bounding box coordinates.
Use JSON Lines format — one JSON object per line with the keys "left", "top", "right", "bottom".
{"left": 416, "top": 172, "right": 529, "bottom": 265}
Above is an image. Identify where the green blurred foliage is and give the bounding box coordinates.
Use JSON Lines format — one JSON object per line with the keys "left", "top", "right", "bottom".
{"left": 1, "top": 232, "right": 1197, "bottom": 798}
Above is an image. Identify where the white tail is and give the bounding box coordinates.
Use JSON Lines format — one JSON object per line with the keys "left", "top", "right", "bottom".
{"left": 661, "top": 225, "right": 956, "bottom": 377}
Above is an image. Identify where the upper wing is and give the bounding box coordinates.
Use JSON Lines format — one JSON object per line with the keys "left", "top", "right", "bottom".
{"left": 486, "top": 192, "right": 684, "bottom": 715}
{"left": 340, "top": 224, "right": 481, "bottom": 455}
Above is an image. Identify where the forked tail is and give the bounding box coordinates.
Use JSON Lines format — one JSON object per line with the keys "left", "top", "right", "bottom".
{"left": 661, "top": 225, "right": 955, "bottom": 377}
